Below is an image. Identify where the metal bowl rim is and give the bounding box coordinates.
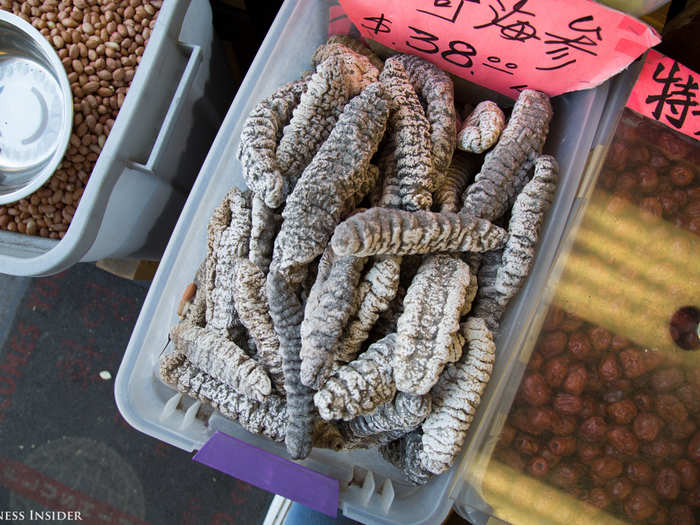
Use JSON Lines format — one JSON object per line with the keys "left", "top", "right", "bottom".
{"left": 0, "top": 10, "right": 73, "bottom": 205}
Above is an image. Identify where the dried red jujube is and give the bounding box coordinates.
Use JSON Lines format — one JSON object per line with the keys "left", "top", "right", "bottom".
{"left": 578, "top": 442, "right": 602, "bottom": 462}
{"left": 670, "top": 165, "right": 695, "bottom": 187}
{"left": 591, "top": 456, "right": 623, "bottom": 480}
{"left": 656, "top": 394, "right": 688, "bottom": 424}
{"left": 579, "top": 416, "right": 607, "bottom": 443}
{"left": 527, "top": 456, "right": 549, "bottom": 478}
{"left": 519, "top": 373, "right": 551, "bottom": 407}
{"left": 655, "top": 467, "right": 681, "bottom": 500}
{"left": 599, "top": 353, "right": 621, "bottom": 382}
{"left": 539, "top": 331, "right": 567, "bottom": 358}
{"left": 633, "top": 412, "right": 664, "bottom": 441}
{"left": 498, "top": 424, "right": 516, "bottom": 447}
{"left": 547, "top": 436, "right": 577, "bottom": 456}
{"left": 607, "top": 399, "right": 637, "bottom": 424}
{"left": 608, "top": 426, "right": 639, "bottom": 456}
{"left": 619, "top": 348, "right": 648, "bottom": 379}
{"left": 550, "top": 463, "right": 583, "bottom": 488}
{"left": 567, "top": 332, "right": 592, "bottom": 360}
{"left": 514, "top": 433, "right": 540, "bottom": 456}
{"left": 553, "top": 393, "right": 583, "bottom": 415}
{"left": 563, "top": 363, "right": 587, "bottom": 395}
{"left": 624, "top": 487, "right": 659, "bottom": 521}
{"left": 551, "top": 414, "right": 577, "bottom": 436}
{"left": 687, "top": 432, "right": 700, "bottom": 464}
{"left": 607, "top": 477, "right": 634, "bottom": 501}
{"left": 526, "top": 351, "right": 543, "bottom": 371}
{"left": 638, "top": 166, "right": 659, "bottom": 193}
{"left": 627, "top": 461, "right": 654, "bottom": 485}
{"left": 675, "top": 459, "right": 699, "bottom": 490}
{"left": 588, "top": 326, "right": 611, "bottom": 353}
{"left": 585, "top": 487, "right": 611, "bottom": 509}
{"left": 543, "top": 356, "right": 570, "bottom": 388}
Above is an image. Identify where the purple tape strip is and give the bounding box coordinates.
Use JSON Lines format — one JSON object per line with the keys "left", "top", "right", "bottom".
{"left": 193, "top": 432, "right": 339, "bottom": 517}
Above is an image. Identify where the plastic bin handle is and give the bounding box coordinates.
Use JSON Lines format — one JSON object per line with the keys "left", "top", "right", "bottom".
{"left": 142, "top": 42, "right": 202, "bottom": 172}
{"left": 193, "top": 432, "right": 339, "bottom": 517}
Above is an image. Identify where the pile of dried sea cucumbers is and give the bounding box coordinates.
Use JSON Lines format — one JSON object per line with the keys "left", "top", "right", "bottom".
{"left": 161, "top": 35, "right": 557, "bottom": 485}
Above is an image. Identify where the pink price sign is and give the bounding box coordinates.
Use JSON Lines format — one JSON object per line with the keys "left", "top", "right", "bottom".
{"left": 627, "top": 49, "right": 700, "bottom": 141}
{"left": 338, "top": 0, "right": 660, "bottom": 99}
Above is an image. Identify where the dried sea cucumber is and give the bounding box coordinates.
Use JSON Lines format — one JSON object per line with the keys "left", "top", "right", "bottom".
{"left": 237, "top": 78, "right": 307, "bottom": 208}
{"left": 380, "top": 431, "right": 433, "bottom": 486}
{"left": 249, "top": 195, "right": 281, "bottom": 274}
{"left": 266, "top": 271, "right": 313, "bottom": 459}
{"left": 205, "top": 188, "right": 252, "bottom": 339}
{"left": 379, "top": 56, "right": 434, "bottom": 211}
{"left": 232, "top": 258, "right": 285, "bottom": 393}
{"left": 335, "top": 255, "right": 401, "bottom": 364}
{"left": 311, "top": 40, "right": 380, "bottom": 94}
{"left": 270, "top": 82, "right": 389, "bottom": 283}
{"left": 277, "top": 51, "right": 378, "bottom": 195}
{"left": 471, "top": 248, "right": 504, "bottom": 331}
{"left": 481, "top": 155, "right": 559, "bottom": 331}
{"left": 434, "top": 150, "right": 479, "bottom": 213}
{"left": 392, "top": 54, "right": 456, "bottom": 176}
{"left": 169, "top": 320, "right": 272, "bottom": 402}
{"left": 393, "top": 254, "right": 472, "bottom": 395}
{"left": 331, "top": 208, "right": 507, "bottom": 258}
{"left": 457, "top": 101, "right": 505, "bottom": 154}
{"left": 314, "top": 333, "right": 396, "bottom": 421}
{"left": 160, "top": 353, "right": 286, "bottom": 442}
{"left": 461, "top": 89, "right": 552, "bottom": 221}
{"left": 339, "top": 392, "right": 431, "bottom": 448}
{"left": 300, "top": 250, "right": 367, "bottom": 389}
{"left": 420, "top": 317, "right": 496, "bottom": 474}
{"left": 313, "top": 34, "right": 384, "bottom": 71}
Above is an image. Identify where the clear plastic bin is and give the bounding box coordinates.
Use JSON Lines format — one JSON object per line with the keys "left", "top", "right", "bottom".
{"left": 0, "top": 0, "right": 231, "bottom": 276}
{"left": 115, "top": 0, "right": 624, "bottom": 522}
{"left": 454, "top": 66, "right": 700, "bottom": 524}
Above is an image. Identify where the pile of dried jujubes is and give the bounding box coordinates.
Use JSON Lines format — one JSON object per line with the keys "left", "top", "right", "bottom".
{"left": 161, "top": 35, "right": 558, "bottom": 485}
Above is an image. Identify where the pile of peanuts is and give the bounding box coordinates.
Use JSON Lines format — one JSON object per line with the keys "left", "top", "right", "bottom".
{"left": 0, "top": 0, "right": 161, "bottom": 239}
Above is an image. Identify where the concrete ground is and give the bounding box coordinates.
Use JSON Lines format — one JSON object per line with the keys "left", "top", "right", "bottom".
{"left": 0, "top": 264, "right": 273, "bottom": 524}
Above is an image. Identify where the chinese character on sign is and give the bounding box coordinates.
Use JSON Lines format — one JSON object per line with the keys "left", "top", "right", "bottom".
{"left": 645, "top": 60, "right": 699, "bottom": 134}
{"left": 536, "top": 15, "right": 602, "bottom": 71}
{"left": 417, "top": 0, "right": 477, "bottom": 24}
{"left": 474, "top": 0, "right": 540, "bottom": 43}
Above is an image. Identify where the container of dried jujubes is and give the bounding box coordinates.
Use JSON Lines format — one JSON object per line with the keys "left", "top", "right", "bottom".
{"left": 484, "top": 111, "right": 700, "bottom": 524}
{"left": 161, "top": 33, "right": 562, "bottom": 486}
{"left": 0, "top": 0, "right": 159, "bottom": 239}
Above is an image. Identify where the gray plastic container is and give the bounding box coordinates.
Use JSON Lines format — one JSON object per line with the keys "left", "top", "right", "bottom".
{"left": 116, "top": 0, "right": 622, "bottom": 522}
{"left": 452, "top": 63, "right": 645, "bottom": 525}
{"left": 0, "top": 0, "right": 231, "bottom": 276}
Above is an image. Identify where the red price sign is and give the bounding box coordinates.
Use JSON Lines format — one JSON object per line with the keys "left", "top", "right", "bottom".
{"left": 338, "top": 0, "right": 660, "bottom": 98}
{"left": 627, "top": 49, "right": 700, "bottom": 141}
